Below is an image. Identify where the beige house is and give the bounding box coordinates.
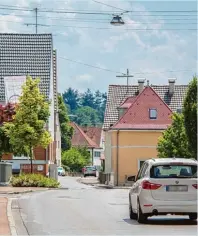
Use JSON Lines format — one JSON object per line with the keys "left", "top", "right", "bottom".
{"left": 103, "top": 79, "right": 188, "bottom": 186}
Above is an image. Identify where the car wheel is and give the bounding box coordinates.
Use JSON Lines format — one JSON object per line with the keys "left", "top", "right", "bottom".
{"left": 189, "top": 213, "right": 197, "bottom": 220}
{"left": 137, "top": 199, "right": 147, "bottom": 224}
{"left": 129, "top": 195, "right": 136, "bottom": 220}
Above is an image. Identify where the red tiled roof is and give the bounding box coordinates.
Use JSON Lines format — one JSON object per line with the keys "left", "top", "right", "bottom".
{"left": 119, "top": 96, "right": 136, "bottom": 108}
{"left": 81, "top": 126, "right": 102, "bottom": 147}
{"left": 103, "top": 84, "right": 188, "bottom": 130}
{"left": 113, "top": 86, "right": 173, "bottom": 130}
{"left": 70, "top": 122, "right": 99, "bottom": 148}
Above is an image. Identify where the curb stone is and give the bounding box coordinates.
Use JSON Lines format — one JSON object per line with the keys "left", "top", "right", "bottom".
{"left": 7, "top": 198, "right": 17, "bottom": 236}
{"left": 77, "top": 178, "right": 131, "bottom": 189}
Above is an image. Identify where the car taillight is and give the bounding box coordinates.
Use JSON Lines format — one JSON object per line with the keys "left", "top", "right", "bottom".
{"left": 142, "top": 181, "right": 162, "bottom": 190}
{"left": 192, "top": 184, "right": 197, "bottom": 189}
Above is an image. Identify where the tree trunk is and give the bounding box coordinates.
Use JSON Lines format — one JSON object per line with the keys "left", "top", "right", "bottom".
{"left": 30, "top": 147, "right": 34, "bottom": 173}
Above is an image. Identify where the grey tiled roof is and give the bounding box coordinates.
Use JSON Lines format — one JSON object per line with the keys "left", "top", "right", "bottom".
{"left": 103, "top": 84, "right": 188, "bottom": 130}
{"left": 0, "top": 34, "right": 53, "bottom": 101}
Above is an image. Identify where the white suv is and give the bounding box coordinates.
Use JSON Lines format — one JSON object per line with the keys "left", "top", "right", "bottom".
{"left": 129, "top": 158, "right": 197, "bottom": 223}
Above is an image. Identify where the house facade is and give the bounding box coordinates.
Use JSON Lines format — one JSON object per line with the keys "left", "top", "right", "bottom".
{"left": 71, "top": 123, "right": 102, "bottom": 167}
{"left": 103, "top": 79, "right": 188, "bottom": 186}
{"left": 0, "top": 34, "right": 61, "bottom": 175}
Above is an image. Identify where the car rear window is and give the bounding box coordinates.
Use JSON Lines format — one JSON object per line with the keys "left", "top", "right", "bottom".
{"left": 150, "top": 164, "right": 197, "bottom": 178}
{"left": 86, "top": 167, "right": 96, "bottom": 171}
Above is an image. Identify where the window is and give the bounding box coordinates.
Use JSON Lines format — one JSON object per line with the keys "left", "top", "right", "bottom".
{"left": 136, "top": 162, "right": 149, "bottom": 180}
{"left": 94, "top": 151, "right": 101, "bottom": 157}
{"left": 149, "top": 108, "right": 157, "bottom": 119}
{"left": 139, "top": 160, "right": 145, "bottom": 170}
{"left": 150, "top": 164, "right": 197, "bottom": 178}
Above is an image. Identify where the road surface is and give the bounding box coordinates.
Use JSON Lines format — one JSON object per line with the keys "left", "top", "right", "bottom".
{"left": 14, "top": 177, "right": 197, "bottom": 235}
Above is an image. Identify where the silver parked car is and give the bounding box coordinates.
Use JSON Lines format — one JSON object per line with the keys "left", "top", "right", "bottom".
{"left": 83, "top": 166, "right": 97, "bottom": 177}
{"left": 57, "top": 166, "right": 66, "bottom": 176}
{"left": 129, "top": 158, "right": 197, "bottom": 223}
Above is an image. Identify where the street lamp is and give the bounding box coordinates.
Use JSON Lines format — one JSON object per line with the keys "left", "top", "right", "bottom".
{"left": 110, "top": 15, "right": 125, "bottom": 26}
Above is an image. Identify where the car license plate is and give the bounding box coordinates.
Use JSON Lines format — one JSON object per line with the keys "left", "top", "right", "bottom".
{"left": 166, "top": 185, "right": 188, "bottom": 192}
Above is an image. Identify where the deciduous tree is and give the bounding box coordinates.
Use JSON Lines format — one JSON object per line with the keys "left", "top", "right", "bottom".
{"left": 4, "top": 77, "right": 51, "bottom": 172}
{"left": 183, "top": 76, "right": 197, "bottom": 159}
{"left": 58, "top": 95, "right": 73, "bottom": 151}
{"left": 157, "top": 113, "right": 191, "bottom": 158}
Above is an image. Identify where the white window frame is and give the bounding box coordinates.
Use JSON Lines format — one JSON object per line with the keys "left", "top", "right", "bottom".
{"left": 138, "top": 160, "right": 146, "bottom": 170}
{"left": 94, "top": 151, "right": 101, "bottom": 157}
{"left": 149, "top": 108, "right": 157, "bottom": 119}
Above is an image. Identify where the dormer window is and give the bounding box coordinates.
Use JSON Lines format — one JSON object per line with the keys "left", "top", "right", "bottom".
{"left": 118, "top": 107, "right": 127, "bottom": 119}
{"left": 149, "top": 108, "right": 157, "bottom": 119}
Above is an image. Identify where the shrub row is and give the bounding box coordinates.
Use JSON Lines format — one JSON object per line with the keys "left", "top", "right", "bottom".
{"left": 10, "top": 174, "right": 60, "bottom": 188}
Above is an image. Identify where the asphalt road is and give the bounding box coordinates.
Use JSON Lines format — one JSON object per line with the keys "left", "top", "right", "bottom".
{"left": 15, "top": 176, "right": 197, "bottom": 235}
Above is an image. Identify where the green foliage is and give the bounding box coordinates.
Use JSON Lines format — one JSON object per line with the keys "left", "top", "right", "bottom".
{"left": 10, "top": 174, "right": 60, "bottom": 188}
{"left": 58, "top": 95, "right": 73, "bottom": 151}
{"left": 81, "top": 89, "right": 95, "bottom": 108}
{"left": 76, "top": 146, "right": 91, "bottom": 162}
{"left": 61, "top": 147, "right": 91, "bottom": 172}
{"left": 4, "top": 77, "right": 51, "bottom": 158}
{"left": 157, "top": 113, "right": 191, "bottom": 158}
{"left": 62, "top": 88, "right": 80, "bottom": 112}
{"left": 62, "top": 88, "right": 107, "bottom": 126}
{"left": 0, "top": 126, "right": 12, "bottom": 160}
{"left": 74, "top": 106, "right": 100, "bottom": 126}
{"left": 183, "top": 76, "right": 197, "bottom": 159}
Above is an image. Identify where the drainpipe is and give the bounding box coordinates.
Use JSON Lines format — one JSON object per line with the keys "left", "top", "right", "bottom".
{"left": 116, "top": 129, "right": 120, "bottom": 186}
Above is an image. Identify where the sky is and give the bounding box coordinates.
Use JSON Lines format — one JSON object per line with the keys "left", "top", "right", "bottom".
{"left": 0, "top": 0, "right": 197, "bottom": 93}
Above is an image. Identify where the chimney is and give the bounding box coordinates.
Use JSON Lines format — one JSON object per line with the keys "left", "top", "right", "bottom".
{"left": 138, "top": 79, "right": 145, "bottom": 93}
{"left": 168, "top": 78, "right": 176, "bottom": 96}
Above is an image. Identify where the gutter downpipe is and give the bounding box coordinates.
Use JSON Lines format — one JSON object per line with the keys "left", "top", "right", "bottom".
{"left": 116, "top": 129, "right": 120, "bottom": 186}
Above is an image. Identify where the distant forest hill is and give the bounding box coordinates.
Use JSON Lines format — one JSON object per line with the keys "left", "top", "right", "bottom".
{"left": 61, "top": 88, "right": 107, "bottom": 127}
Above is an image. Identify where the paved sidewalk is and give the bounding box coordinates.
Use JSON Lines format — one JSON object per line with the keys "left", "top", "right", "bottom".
{"left": 0, "top": 197, "right": 11, "bottom": 236}
{"left": 78, "top": 177, "right": 131, "bottom": 189}
{"left": 0, "top": 186, "right": 48, "bottom": 194}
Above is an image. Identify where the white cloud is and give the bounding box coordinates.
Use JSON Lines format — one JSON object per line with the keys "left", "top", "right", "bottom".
{"left": 0, "top": 14, "right": 23, "bottom": 32}
{"left": 76, "top": 74, "right": 93, "bottom": 82}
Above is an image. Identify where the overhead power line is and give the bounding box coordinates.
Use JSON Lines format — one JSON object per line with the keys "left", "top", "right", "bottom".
{"left": 0, "top": 13, "right": 197, "bottom": 23}
{"left": 59, "top": 57, "right": 125, "bottom": 74}
{"left": 92, "top": 0, "right": 129, "bottom": 12}
{"left": 1, "top": 19, "right": 197, "bottom": 31}
{"left": 59, "top": 56, "right": 194, "bottom": 75}
{"left": 0, "top": 6, "right": 197, "bottom": 15}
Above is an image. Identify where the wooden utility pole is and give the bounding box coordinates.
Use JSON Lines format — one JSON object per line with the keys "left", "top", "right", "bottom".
{"left": 116, "top": 69, "right": 134, "bottom": 93}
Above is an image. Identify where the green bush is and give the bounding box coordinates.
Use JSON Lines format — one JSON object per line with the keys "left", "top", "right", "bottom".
{"left": 61, "top": 147, "right": 90, "bottom": 172}
{"left": 10, "top": 174, "right": 60, "bottom": 188}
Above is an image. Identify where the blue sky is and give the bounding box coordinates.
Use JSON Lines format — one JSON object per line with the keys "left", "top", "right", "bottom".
{"left": 0, "top": 0, "right": 197, "bottom": 93}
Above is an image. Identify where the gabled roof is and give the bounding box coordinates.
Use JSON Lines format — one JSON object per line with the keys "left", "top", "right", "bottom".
{"left": 70, "top": 122, "right": 99, "bottom": 148}
{"left": 103, "top": 84, "right": 188, "bottom": 130}
{"left": 81, "top": 126, "right": 102, "bottom": 147}
{"left": 0, "top": 34, "right": 53, "bottom": 101}
{"left": 113, "top": 86, "right": 173, "bottom": 130}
